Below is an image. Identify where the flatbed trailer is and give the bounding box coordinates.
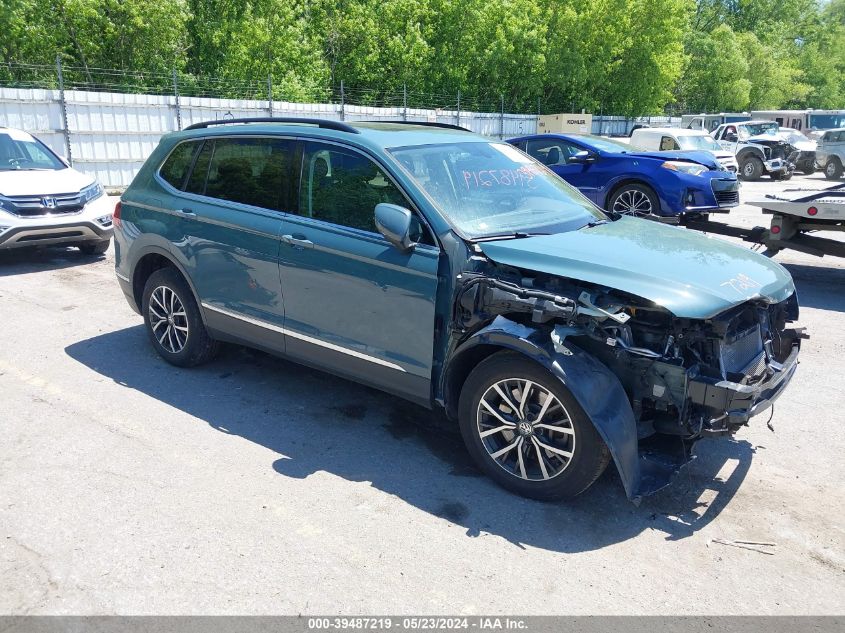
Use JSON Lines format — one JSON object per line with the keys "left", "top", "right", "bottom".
{"left": 680, "top": 182, "right": 845, "bottom": 258}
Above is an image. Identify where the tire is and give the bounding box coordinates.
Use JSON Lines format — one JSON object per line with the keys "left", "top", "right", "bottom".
{"left": 801, "top": 162, "right": 816, "bottom": 176}
{"left": 739, "top": 155, "right": 764, "bottom": 181}
{"left": 78, "top": 239, "right": 110, "bottom": 255}
{"left": 824, "top": 158, "right": 843, "bottom": 180}
{"left": 458, "top": 351, "right": 611, "bottom": 501}
{"left": 141, "top": 267, "right": 219, "bottom": 367}
{"left": 606, "top": 183, "right": 660, "bottom": 218}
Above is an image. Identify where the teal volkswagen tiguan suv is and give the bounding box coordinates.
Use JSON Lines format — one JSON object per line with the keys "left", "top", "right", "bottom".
{"left": 115, "top": 118, "right": 802, "bottom": 501}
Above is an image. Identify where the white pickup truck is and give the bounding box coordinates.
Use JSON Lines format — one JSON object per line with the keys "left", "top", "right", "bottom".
{"left": 712, "top": 121, "right": 799, "bottom": 181}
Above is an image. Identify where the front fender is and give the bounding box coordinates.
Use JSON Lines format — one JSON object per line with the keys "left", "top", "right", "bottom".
{"left": 453, "top": 317, "right": 642, "bottom": 500}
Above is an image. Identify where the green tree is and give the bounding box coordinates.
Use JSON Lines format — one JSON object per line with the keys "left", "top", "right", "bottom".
{"left": 544, "top": 0, "right": 689, "bottom": 116}
{"left": 738, "top": 31, "right": 808, "bottom": 108}
{"left": 49, "top": 0, "right": 189, "bottom": 84}
{"left": 678, "top": 24, "right": 751, "bottom": 112}
{"left": 186, "top": 0, "right": 328, "bottom": 100}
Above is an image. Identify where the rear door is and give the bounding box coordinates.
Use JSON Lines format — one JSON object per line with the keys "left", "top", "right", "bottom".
{"left": 164, "top": 136, "right": 295, "bottom": 351}
{"left": 276, "top": 140, "right": 440, "bottom": 403}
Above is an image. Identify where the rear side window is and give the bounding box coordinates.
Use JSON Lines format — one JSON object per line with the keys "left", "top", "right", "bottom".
{"left": 159, "top": 141, "right": 199, "bottom": 190}
{"left": 185, "top": 137, "right": 295, "bottom": 211}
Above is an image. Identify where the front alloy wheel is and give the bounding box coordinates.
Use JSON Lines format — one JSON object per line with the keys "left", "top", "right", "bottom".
{"left": 458, "top": 352, "right": 610, "bottom": 500}
{"left": 611, "top": 188, "right": 654, "bottom": 216}
{"left": 476, "top": 378, "right": 576, "bottom": 481}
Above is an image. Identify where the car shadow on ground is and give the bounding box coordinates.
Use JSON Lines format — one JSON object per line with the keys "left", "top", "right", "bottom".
{"left": 0, "top": 246, "right": 106, "bottom": 276}
{"left": 780, "top": 262, "right": 845, "bottom": 313}
{"left": 66, "top": 325, "right": 756, "bottom": 553}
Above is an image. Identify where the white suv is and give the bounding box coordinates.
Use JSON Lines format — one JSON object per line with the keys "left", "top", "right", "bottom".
{"left": 0, "top": 127, "right": 113, "bottom": 253}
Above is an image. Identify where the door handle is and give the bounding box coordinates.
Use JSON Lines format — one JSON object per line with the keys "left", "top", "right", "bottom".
{"left": 177, "top": 207, "right": 196, "bottom": 216}
{"left": 281, "top": 234, "right": 314, "bottom": 249}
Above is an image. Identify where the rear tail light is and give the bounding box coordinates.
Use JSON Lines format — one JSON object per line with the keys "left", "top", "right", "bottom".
{"left": 113, "top": 201, "right": 122, "bottom": 228}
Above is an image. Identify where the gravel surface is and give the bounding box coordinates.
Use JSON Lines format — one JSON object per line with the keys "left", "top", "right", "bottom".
{"left": 1, "top": 174, "right": 843, "bottom": 614}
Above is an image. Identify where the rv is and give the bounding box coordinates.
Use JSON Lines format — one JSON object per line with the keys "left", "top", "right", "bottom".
{"left": 751, "top": 110, "right": 845, "bottom": 134}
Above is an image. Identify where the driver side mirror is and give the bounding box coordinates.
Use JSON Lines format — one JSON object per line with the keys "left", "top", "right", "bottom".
{"left": 375, "top": 203, "right": 417, "bottom": 253}
{"left": 569, "top": 150, "right": 597, "bottom": 164}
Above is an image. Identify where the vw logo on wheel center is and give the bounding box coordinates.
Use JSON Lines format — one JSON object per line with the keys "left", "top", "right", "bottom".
{"left": 517, "top": 421, "right": 534, "bottom": 437}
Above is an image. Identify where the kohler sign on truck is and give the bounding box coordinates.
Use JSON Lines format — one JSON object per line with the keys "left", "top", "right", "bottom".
{"left": 538, "top": 113, "right": 593, "bottom": 134}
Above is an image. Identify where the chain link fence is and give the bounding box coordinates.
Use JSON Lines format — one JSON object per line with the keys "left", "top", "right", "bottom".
{"left": 0, "top": 59, "right": 681, "bottom": 187}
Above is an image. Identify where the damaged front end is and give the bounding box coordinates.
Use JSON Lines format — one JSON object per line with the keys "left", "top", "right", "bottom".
{"left": 447, "top": 266, "right": 803, "bottom": 500}
{"left": 749, "top": 138, "right": 801, "bottom": 175}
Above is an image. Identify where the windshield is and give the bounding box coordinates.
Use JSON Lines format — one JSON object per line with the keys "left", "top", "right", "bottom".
{"left": 809, "top": 114, "right": 845, "bottom": 130}
{"left": 0, "top": 131, "right": 65, "bottom": 171}
{"left": 677, "top": 134, "right": 722, "bottom": 151}
{"left": 388, "top": 142, "right": 605, "bottom": 239}
{"left": 738, "top": 122, "right": 778, "bottom": 140}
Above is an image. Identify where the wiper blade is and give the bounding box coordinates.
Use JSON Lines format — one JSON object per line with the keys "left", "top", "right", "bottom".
{"left": 471, "top": 231, "right": 550, "bottom": 242}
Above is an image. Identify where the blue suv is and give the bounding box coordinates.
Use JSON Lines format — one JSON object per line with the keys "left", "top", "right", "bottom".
{"left": 114, "top": 118, "right": 800, "bottom": 502}
{"left": 508, "top": 133, "right": 739, "bottom": 219}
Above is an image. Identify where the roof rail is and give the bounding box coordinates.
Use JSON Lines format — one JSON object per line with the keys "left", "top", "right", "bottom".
{"left": 183, "top": 117, "right": 360, "bottom": 134}
{"left": 362, "top": 120, "right": 471, "bottom": 132}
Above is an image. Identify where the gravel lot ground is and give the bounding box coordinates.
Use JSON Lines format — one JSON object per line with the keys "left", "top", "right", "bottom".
{"left": 1, "top": 173, "right": 843, "bottom": 615}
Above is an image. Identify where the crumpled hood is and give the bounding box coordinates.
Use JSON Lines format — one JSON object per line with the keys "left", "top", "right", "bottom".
{"left": 746, "top": 135, "right": 791, "bottom": 147}
{"left": 783, "top": 139, "right": 816, "bottom": 152}
{"left": 477, "top": 217, "right": 796, "bottom": 319}
{"left": 0, "top": 168, "right": 93, "bottom": 196}
{"left": 627, "top": 150, "right": 720, "bottom": 169}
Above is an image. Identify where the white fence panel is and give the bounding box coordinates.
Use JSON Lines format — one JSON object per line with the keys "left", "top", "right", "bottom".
{"left": 1, "top": 86, "right": 542, "bottom": 187}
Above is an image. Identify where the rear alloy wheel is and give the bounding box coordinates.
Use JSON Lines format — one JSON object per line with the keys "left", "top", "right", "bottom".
{"left": 825, "top": 158, "right": 843, "bottom": 180}
{"left": 458, "top": 352, "right": 610, "bottom": 500}
{"left": 142, "top": 267, "right": 219, "bottom": 367}
{"left": 740, "top": 156, "right": 764, "bottom": 181}
{"left": 607, "top": 184, "right": 659, "bottom": 218}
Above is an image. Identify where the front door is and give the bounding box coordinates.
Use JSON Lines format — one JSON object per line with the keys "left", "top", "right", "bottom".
{"left": 277, "top": 140, "right": 440, "bottom": 403}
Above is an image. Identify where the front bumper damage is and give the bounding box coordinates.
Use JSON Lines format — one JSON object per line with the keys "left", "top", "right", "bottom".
{"left": 449, "top": 271, "right": 803, "bottom": 502}
{"left": 764, "top": 157, "right": 791, "bottom": 174}
{"left": 688, "top": 342, "right": 799, "bottom": 428}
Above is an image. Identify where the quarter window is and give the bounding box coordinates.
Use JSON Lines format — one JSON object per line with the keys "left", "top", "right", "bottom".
{"left": 160, "top": 141, "right": 199, "bottom": 190}
{"left": 298, "top": 142, "right": 408, "bottom": 233}
{"left": 185, "top": 141, "right": 213, "bottom": 195}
